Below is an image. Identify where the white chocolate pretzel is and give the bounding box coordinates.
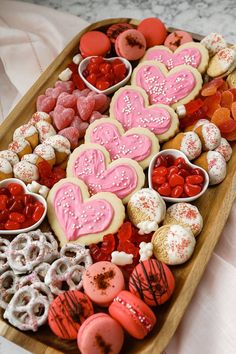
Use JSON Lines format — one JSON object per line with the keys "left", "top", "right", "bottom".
{"left": 0, "top": 270, "right": 19, "bottom": 309}
{"left": 0, "top": 238, "right": 10, "bottom": 274}
{"left": 60, "top": 243, "right": 93, "bottom": 269}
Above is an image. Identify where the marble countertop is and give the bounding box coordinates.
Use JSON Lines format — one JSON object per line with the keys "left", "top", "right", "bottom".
{"left": 18, "top": 0, "right": 236, "bottom": 43}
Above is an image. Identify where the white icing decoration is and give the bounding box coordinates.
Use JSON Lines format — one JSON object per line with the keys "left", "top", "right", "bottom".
{"left": 13, "top": 161, "right": 39, "bottom": 183}
{"left": 0, "top": 150, "right": 19, "bottom": 166}
{"left": 180, "top": 132, "right": 202, "bottom": 160}
{"left": 44, "top": 135, "right": 71, "bottom": 154}
{"left": 13, "top": 124, "right": 37, "bottom": 140}
{"left": 207, "top": 151, "right": 227, "bottom": 185}
{"left": 214, "top": 137, "right": 232, "bottom": 162}
{"left": 193, "top": 119, "right": 210, "bottom": 130}
{"left": 34, "top": 144, "right": 56, "bottom": 161}
{"left": 0, "top": 158, "right": 13, "bottom": 174}
{"left": 201, "top": 123, "right": 221, "bottom": 150}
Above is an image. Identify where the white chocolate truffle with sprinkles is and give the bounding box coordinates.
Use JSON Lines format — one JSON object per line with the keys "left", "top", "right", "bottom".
{"left": 0, "top": 150, "right": 19, "bottom": 166}
{"left": 8, "top": 138, "right": 32, "bottom": 159}
{"left": 13, "top": 124, "right": 39, "bottom": 149}
{"left": 163, "top": 203, "right": 203, "bottom": 237}
{"left": 0, "top": 158, "right": 13, "bottom": 180}
{"left": 194, "top": 151, "right": 226, "bottom": 185}
{"left": 34, "top": 144, "right": 56, "bottom": 167}
{"left": 194, "top": 123, "right": 221, "bottom": 151}
{"left": 127, "top": 188, "right": 166, "bottom": 234}
{"left": 151, "top": 224, "right": 196, "bottom": 265}
{"left": 43, "top": 135, "right": 71, "bottom": 164}
{"left": 35, "top": 121, "right": 56, "bottom": 143}
{"left": 163, "top": 132, "right": 202, "bottom": 160}
{"left": 214, "top": 138, "right": 232, "bottom": 162}
{"left": 13, "top": 161, "right": 39, "bottom": 183}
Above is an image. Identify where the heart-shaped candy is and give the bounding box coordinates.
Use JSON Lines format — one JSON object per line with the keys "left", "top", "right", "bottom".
{"left": 71, "top": 116, "right": 89, "bottom": 138}
{"left": 143, "top": 42, "right": 209, "bottom": 73}
{"left": 67, "top": 143, "right": 145, "bottom": 203}
{"left": 84, "top": 118, "right": 160, "bottom": 169}
{"left": 53, "top": 104, "right": 75, "bottom": 130}
{"left": 47, "top": 178, "right": 125, "bottom": 245}
{"left": 131, "top": 62, "right": 202, "bottom": 109}
{"left": 110, "top": 86, "right": 178, "bottom": 141}
{"left": 45, "top": 87, "right": 64, "bottom": 99}
{"left": 57, "top": 92, "right": 77, "bottom": 108}
{"left": 59, "top": 127, "right": 80, "bottom": 149}
{"left": 77, "top": 96, "right": 95, "bottom": 121}
{"left": 55, "top": 81, "right": 75, "bottom": 93}
{"left": 36, "top": 95, "right": 56, "bottom": 113}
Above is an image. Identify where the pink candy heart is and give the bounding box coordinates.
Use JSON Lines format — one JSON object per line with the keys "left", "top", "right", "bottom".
{"left": 45, "top": 87, "right": 64, "bottom": 99}
{"left": 36, "top": 95, "right": 56, "bottom": 113}
{"left": 71, "top": 115, "right": 89, "bottom": 138}
{"left": 112, "top": 88, "right": 171, "bottom": 134}
{"left": 73, "top": 88, "right": 91, "bottom": 98}
{"left": 53, "top": 104, "right": 75, "bottom": 130}
{"left": 145, "top": 47, "right": 201, "bottom": 70}
{"left": 77, "top": 96, "right": 95, "bottom": 121}
{"left": 133, "top": 63, "right": 197, "bottom": 105}
{"left": 88, "top": 121, "right": 152, "bottom": 162}
{"left": 57, "top": 92, "right": 77, "bottom": 108}
{"left": 59, "top": 127, "right": 80, "bottom": 149}
{"left": 54, "top": 182, "right": 114, "bottom": 241}
{"left": 89, "top": 111, "right": 103, "bottom": 124}
{"left": 55, "top": 80, "right": 75, "bottom": 93}
{"left": 71, "top": 148, "right": 138, "bottom": 199}
{"left": 88, "top": 92, "right": 107, "bottom": 112}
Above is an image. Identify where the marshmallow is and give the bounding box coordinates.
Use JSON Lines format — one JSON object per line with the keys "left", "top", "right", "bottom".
{"left": 72, "top": 54, "right": 83, "bottom": 65}
{"left": 38, "top": 185, "right": 49, "bottom": 199}
{"left": 111, "top": 251, "right": 133, "bottom": 266}
{"left": 58, "top": 68, "right": 72, "bottom": 81}
{"left": 137, "top": 220, "right": 158, "bottom": 235}
{"left": 139, "top": 242, "right": 153, "bottom": 262}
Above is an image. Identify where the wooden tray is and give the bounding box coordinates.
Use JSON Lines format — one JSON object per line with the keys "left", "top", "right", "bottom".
{"left": 0, "top": 18, "right": 236, "bottom": 354}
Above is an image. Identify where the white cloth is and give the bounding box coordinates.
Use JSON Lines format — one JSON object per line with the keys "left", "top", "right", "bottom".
{"left": 1, "top": 1, "right": 236, "bottom": 354}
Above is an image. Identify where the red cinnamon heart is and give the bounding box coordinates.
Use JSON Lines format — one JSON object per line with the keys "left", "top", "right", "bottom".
{"left": 53, "top": 104, "right": 75, "bottom": 130}
{"left": 169, "top": 173, "right": 185, "bottom": 187}
{"left": 77, "top": 96, "right": 95, "bottom": 121}
{"left": 184, "top": 183, "right": 201, "bottom": 197}
{"left": 59, "top": 127, "right": 80, "bottom": 149}
{"left": 157, "top": 183, "right": 171, "bottom": 196}
{"left": 57, "top": 92, "right": 77, "bottom": 108}
{"left": 36, "top": 95, "right": 56, "bottom": 113}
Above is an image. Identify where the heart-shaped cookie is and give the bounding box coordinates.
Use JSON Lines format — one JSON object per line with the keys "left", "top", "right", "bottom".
{"left": 47, "top": 178, "right": 125, "bottom": 245}
{"left": 53, "top": 105, "right": 75, "bottom": 130}
{"left": 131, "top": 62, "right": 203, "bottom": 109}
{"left": 84, "top": 118, "right": 160, "bottom": 169}
{"left": 110, "top": 85, "right": 179, "bottom": 142}
{"left": 142, "top": 42, "right": 209, "bottom": 73}
{"left": 67, "top": 143, "right": 145, "bottom": 203}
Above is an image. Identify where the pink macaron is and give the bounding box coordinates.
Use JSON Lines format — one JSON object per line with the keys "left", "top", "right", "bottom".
{"left": 77, "top": 313, "right": 124, "bottom": 354}
{"left": 164, "top": 30, "right": 193, "bottom": 51}
{"left": 82, "top": 261, "right": 125, "bottom": 307}
{"left": 115, "top": 29, "right": 146, "bottom": 60}
{"left": 109, "top": 290, "right": 157, "bottom": 339}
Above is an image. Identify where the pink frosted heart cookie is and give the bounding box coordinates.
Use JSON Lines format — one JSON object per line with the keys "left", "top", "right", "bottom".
{"left": 142, "top": 42, "right": 209, "bottom": 73}
{"left": 47, "top": 178, "right": 125, "bottom": 246}
{"left": 67, "top": 143, "right": 145, "bottom": 204}
{"left": 84, "top": 118, "right": 159, "bottom": 169}
{"left": 110, "top": 85, "right": 178, "bottom": 142}
{"left": 131, "top": 61, "right": 202, "bottom": 109}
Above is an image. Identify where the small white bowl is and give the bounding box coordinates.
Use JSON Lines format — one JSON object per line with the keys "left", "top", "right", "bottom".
{"left": 78, "top": 56, "right": 132, "bottom": 95}
{"left": 0, "top": 178, "right": 47, "bottom": 235}
{"left": 148, "top": 149, "right": 209, "bottom": 203}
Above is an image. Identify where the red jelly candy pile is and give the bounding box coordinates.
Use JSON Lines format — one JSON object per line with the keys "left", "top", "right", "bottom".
{"left": 38, "top": 161, "right": 66, "bottom": 188}
{"left": 0, "top": 183, "right": 45, "bottom": 230}
{"left": 152, "top": 155, "right": 205, "bottom": 198}
{"left": 89, "top": 234, "right": 116, "bottom": 262}
{"left": 82, "top": 56, "right": 127, "bottom": 90}
{"left": 180, "top": 78, "right": 236, "bottom": 140}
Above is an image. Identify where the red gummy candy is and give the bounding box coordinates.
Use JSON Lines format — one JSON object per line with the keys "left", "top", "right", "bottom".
{"left": 72, "top": 73, "right": 87, "bottom": 90}
{"left": 117, "top": 222, "right": 132, "bottom": 241}
{"left": 38, "top": 161, "right": 53, "bottom": 178}
{"left": 201, "top": 78, "right": 224, "bottom": 96}
{"left": 101, "top": 234, "right": 116, "bottom": 254}
{"left": 218, "top": 119, "right": 236, "bottom": 134}
{"left": 185, "top": 98, "right": 203, "bottom": 115}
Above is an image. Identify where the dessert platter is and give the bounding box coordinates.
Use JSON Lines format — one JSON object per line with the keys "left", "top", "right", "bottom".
{"left": 0, "top": 17, "right": 236, "bottom": 354}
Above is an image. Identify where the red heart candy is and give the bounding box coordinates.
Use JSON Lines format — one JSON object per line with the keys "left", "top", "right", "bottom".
{"left": 77, "top": 96, "right": 95, "bottom": 121}
{"left": 45, "top": 87, "right": 64, "bottom": 99}
{"left": 53, "top": 104, "right": 75, "bottom": 130}
{"left": 57, "top": 92, "right": 77, "bottom": 108}
{"left": 36, "top": 95, "right": 56, "bottom": 113}
{"left": 184, "top": 183, "right": 201, "bottom": 197}
{"left": 157, "top": 183, "right": 171, "bottom": 196}
{"left": 89, "top": 111, "right": 103, "bottom": 124}
{"left": 54, "top": 80, "right": 75, "bottom": 93}
{"left": 70, "top": 116, "right": 89, "bottom": 138}
{"left": 89, "top": 93, "right": 107, "bottom": 112}
{"left": 59, "top": 127, "right": 80, "bottom": 149}
{"left": 73, "top": 88, "right": 91, "bottom": 98}
{"left": 169, "top": 173, "right": 185, "bottom": 187}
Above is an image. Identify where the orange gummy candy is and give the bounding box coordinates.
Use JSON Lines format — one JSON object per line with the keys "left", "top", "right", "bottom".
{"left": 201, "top": 78, "right": 224, "bottom": 96}
{"left": 211, "top": 107, "right": 231, "bottom": 127}
{"left": 221, "top": 91, "right": 234, "bottom": 109}
{"left": 222, "top": 129, "right": 236, "bottom": 141}
{"left": 231, "top": 102, "right": 236, "bottom": 120}
{"left": 203, "top": 91, "right": 221, "bottom": 118}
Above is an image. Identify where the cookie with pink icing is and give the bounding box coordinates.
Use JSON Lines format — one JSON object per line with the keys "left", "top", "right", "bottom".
{"left": 162, "top": 132, "right": 202, "bottom": 160}
{"left": 163, "top": 202, "right": 203, "bottom": 237}
{"left": 194, "top": 123, "right": 221, "bottom": 151}
{"left": 214, "top": 138, "right": 232, "bottom": 162}
{"left": 142, "top": 42, "right": 209, "bottom": 73}
{"left": 67, "top": 143, "right": 145, "bottom": 204}
{"left": 47, "top": 177, "right": 125, "bottom": 246}
{"left": 84, "top": 118, "right": 159, "bottom": 169}
{"left": 194, "top": 151, "right": 226, "bottom": 185}
{"left": 109, "top": 86, "right": 179, "bottom": 142}
{"left": 131, "top": 61, "right": 203, "bottom": 109}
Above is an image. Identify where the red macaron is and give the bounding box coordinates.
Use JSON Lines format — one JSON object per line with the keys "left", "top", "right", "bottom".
{"left": 137, "top": 17, "right": 167, "bottom": 47}
{"left": 79, "top": 31, "right": 111, "bottom": 57}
